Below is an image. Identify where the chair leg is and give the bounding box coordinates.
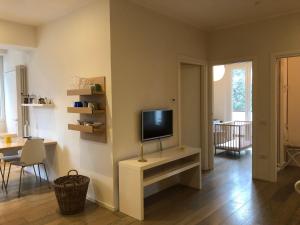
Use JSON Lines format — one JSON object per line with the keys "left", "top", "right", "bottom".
{"left": 37, "top": 164, "right": 41, "bottom": 183}
{"left": 3, "top": 162, "right": 6, "bottom": 177}
{"left": 3, "top": 162, "right": 6, "bottom": 186}
{"left": 32, "top": 165, "right": 38, "bottom": 181}
{"left": 0, "top": 166, "right": 5, "bottom": 192}
{"left": 0, "top": 163, "right": 3, "bottom": 190}
{"left": 42, "top": 163, "right": 51, "bottom": 189}
{"left": 18, "top": 167, "right": 24, "bottom": 197}
{"left": 5, "top": 163, "right": 12, "bottom": 189}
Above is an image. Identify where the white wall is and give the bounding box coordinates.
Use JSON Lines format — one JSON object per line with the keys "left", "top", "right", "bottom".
{"left": 27, "top": 0, "right": 114, "bottom": 209}
{"left": 208, "top": 12, "right": 300, "bottom": 181}
{"left": 2, "top": 49, "right": 30, "bottom": 134}
{"left": 3, "top": 49, "right": 30, "bottom": 73}
{"left": 110, "top": 0, "right": 207, "bottom": 207}
{"left": 213, "top": 66, "right": 231, "bottom": 122}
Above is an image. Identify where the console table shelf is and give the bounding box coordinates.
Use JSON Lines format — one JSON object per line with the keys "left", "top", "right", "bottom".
{"left": 119, "top": 146, "right": 201, "bottom": 220}
{"left": 143, "top": 161, "right": 200, "bottom": 187}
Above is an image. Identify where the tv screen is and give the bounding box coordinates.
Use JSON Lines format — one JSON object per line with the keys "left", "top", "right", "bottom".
{"left": 141, "top": 109, "right": 173, "bottom": 142}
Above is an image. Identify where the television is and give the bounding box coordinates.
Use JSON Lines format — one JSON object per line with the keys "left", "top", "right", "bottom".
{"left": 141, "top": 109, "right": 173, "bottom": 142}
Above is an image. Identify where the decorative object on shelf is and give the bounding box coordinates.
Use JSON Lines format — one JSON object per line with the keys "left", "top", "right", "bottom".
{"left": 138, "top": 143, "right": 147, "bottom": 162}
{"left": 71, "top": 76, "right": 81, "bottom": 89}
{"left": 29, "top": 94, "right": 36, "bottom": 104}
{"left": 87, "top": 102, "right": 94, "bottom": 109}
{"left": 22, "top": 93, "right": 53, "bottom": 107}
{"left": 67, "top": 76, "right": 106, "bottom": 143}
{"left": 38, "top": 98, "right": 46, "bottom": 104}
{"left": 23, "top": 94, "right": 29, "bottom": 104}
{"left": 74, "top": 101, "right": 83, "bottom": 107}
{"left": 94, "top": 84, "right": 102, "bottom": 92}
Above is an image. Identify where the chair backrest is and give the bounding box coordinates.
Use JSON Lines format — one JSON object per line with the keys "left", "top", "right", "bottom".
{"left": 20, "top": 139, "right": 46, "bottom": 165}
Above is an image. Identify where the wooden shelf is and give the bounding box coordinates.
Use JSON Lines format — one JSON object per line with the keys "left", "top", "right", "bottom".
{"left": 143, "top": 161, "right": 200, "bottom": 187}
{"left": 22, "top": 103, "right": 54, "bottom": 108}
{"left": 67, "top": 76, "right": 107, "bottom": 143}
{"left": 67, "top": 107, "right": 105, "bottom": 114}
{"left": 68, "top": 124, "right": 103, "bottom": 133}
{"left": 67, "top": 89, "right": 105, "bottom": 96}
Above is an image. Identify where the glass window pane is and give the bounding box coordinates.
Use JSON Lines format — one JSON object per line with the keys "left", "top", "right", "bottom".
{"left": 232, "top": 69, "right": 246, "bottom": 113}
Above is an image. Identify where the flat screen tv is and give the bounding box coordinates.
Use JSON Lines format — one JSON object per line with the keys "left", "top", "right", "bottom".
{"left": 141, "top": 109, "right": 173, "bottom": 142}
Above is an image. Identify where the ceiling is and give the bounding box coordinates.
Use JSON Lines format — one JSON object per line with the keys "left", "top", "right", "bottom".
{"left": 0, "top": 0, "right": 95, "bottom": 26}
{"left": 130, "top": 0, "right": 300, "bottom": 30}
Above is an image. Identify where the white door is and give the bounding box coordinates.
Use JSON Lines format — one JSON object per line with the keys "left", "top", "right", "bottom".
{"left": 180, "top": 64, "right": 201, "bottom": 147}
{"left": 4, "top": 70, "right": 22, "bottom": 135}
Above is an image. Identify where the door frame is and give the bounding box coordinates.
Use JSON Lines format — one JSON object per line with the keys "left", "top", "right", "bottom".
{"left": 209, "top": 56, "right": 257, "bottom": 179}
{"left": 270, "top": 50, "right": 300, "bottom": 181}
{"left": 177, "top": 55, "right": 213, "bottom": 170}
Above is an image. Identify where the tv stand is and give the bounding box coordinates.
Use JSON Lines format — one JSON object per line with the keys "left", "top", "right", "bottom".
{"left": 119, "top": 146, "right": 201, "bottom": 220}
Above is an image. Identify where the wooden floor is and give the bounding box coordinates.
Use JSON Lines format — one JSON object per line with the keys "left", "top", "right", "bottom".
{"left": 1, "top": 151, "right": 300, "bottom": 225}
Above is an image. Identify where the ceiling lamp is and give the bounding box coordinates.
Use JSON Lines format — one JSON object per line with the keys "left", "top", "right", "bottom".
{"left": 213, "top": 65, "right": 225, "bottom": 82}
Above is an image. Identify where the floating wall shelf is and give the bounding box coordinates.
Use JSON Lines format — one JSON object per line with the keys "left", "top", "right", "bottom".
{"left": 67, "top": 107, "right": 105, "bottom": 114}
{"left": 67, "top": 76, "right": 107, "bottom": 143}
{"left": 22, "top": 103, "right": 54, "bottom": 108}
{"left": 67, "top": 88, "right": 105, "bottom": 96}
{"left": 68, "top": 124, "right": 103, "bottom": 134}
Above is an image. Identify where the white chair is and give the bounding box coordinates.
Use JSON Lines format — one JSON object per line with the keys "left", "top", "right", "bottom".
{"left": 0, "top": 151, "right": 21, "bottom": 190}
{"left": 6, "top": 138, "right": 50, "bottom": 197}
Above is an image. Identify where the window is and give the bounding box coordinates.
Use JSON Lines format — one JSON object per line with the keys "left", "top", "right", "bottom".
{"left": 231, "top": 63, "right": 252, "bottom": 121}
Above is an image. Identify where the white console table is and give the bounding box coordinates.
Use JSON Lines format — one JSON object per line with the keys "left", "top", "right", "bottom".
{"left": 119, "top": 146, "right": 201, "bottom": 220}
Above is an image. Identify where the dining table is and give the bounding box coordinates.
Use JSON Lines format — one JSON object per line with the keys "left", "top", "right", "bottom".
{"left": 0, "top": 137, "right": 57, "bottom": 191}
{"left": 0, "top": 137, "right": 57, "bottom": 153}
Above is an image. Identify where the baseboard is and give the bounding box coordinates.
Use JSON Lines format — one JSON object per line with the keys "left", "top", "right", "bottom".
{"left": 86, "top": 195, "right": 117, "bottom": 212}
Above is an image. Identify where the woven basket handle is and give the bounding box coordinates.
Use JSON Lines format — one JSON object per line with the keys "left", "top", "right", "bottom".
{"left": 67, "top": 169, "right": 79, "bottom": 176}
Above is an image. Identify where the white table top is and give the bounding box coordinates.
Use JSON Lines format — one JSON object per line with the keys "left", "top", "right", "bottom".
{"left": 119, "top": 146, "right": 201, "bottom": 170}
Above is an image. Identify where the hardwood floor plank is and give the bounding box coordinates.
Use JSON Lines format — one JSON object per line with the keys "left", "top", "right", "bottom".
{"left": 0, "top": 151, "right": 300, "bottom": 225}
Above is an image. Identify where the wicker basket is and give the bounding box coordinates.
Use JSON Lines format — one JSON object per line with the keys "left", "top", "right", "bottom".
{"left": 54, "top": 170, "right": 90, "bottom": 215}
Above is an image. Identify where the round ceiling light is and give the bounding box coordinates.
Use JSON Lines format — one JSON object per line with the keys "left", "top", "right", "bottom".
{"left": 213, "top": 65, "right": 225, "bottom": 82}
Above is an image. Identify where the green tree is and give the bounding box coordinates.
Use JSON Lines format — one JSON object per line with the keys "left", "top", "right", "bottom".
{"left": 232, "top": 69, "right": 246, "bottom": 112}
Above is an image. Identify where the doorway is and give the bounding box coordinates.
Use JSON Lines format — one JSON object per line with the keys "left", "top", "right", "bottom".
{"left": 179, "top": 61, "right": 212, "bottom": 170}
{"left": 212, "top": 61, "right": 253, "bottom": 169}
{"left": 277, "top": 56, "right": 300, "bottom": 170}
{"left": 180, "top": 63, "right": 201, "bottom": 148}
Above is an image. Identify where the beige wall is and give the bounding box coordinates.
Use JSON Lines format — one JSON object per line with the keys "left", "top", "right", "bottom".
{"left": 213, "top": 66, "right": 231, "bottom": 122}
{"left": 0, "top": 19, "right": 36, "bottom": 48}
{"left": 110, "top": 0, "right": 207, "bottom": 158}
{"left": 208, "top": 12, "right": 300, "bottom": 181}
{"left": 27, "top": 0, "right": 114, "bottom": 209}
{"left": 110, "top": 0, "right": 207, "bottom": 206}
